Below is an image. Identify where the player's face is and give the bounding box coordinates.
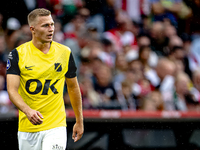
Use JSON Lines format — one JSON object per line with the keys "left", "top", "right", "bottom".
{"left": 32, "top": 15, "right": 54, "bottom": 43}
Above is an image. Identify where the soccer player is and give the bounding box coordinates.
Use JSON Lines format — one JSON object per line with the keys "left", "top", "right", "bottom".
{"left": 6, "top": 8, "right": 84, "bottom": 150}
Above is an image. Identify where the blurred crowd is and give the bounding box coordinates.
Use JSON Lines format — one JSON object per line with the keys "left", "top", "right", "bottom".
{"left": 1, "top": 0, "right": 200, "bottom": 113}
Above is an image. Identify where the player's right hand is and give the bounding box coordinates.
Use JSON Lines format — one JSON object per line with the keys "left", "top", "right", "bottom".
{"left": 26, "top": 109, "right": 44, "bottom": 125}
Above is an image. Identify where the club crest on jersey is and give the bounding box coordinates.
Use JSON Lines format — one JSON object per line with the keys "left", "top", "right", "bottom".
{"left": 6, "top": 59, "right": 11, "bottom": 70}
{"left": 54, "top": 63, "right": 62, "bottom": 72}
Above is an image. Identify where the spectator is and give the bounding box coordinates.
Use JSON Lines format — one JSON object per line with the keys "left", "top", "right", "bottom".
{"left": 186, "top": 0, "right": 200, "bottom": 35}
{"left": 190, "top": 36, "right": 200, "bottom": 74}
{"left": 99, "top": 38, "right": 116, "bottom": 68}
{"left": 138, "top": 45, "right": 152, "bottom": 72}
{"left": 168, "top": 45, "right": 185, "bottom": 61}
{"left": 115, "top": 0, "right": 151, "bottom": 24}
{"left": 137, "top": 34, "right": 158, "bottom": 68}
{"left": 63, "top": 13, "right": 86, "bottom": 38}
{"left": 128, "top": 59, "right": 144, "bottom": 87}
{"left": 0, "top": 35, "right": 7, "bottom": 63}
{"left": 168, "top": 35, "right": 193, "bottom": 78}
{"left": 0, "top": 13, "right": 4, "bottom": 35}
{"left": 53, "top": 19, "right": 65, "bottom": 44}
{"left": 64, "top": 27, "right": 100, "bottom": 73}
{"left": 103, "top": 10, "right": 137, "bottom": 53}
{"left": 128, "top": 59, "right": 152, "bottom": 100}
{"left": 79, "top": 77, "right": 101, "bottom": 109}
{"left": 154, "top": 58, "right": 176, "bottom": 91}
{"left": 168, "top": 35, "right": 183, "bottom": 53}
{"left": 78, "top": 57, "right": 93, "bottom": 80}
{"left": 149, "top": 58, "right": 176, "bottom": 110}
{"left": 0, "top": 75, "right": 13, "bottom": 113}
{"left": 94, "top": 38, "right": 115, "bottom": 68}
{"left": 92, "top": 64, "right": 120, "bottom": 109}
{"left": 5, "top": 17, "right": 22, "bottom": 52}
{"left": 114, "top": 53, "right": 129, "bottom": 79}
{"left": 90, "top": 57, "right": 104, "bottom": 80}
{"left": 180, "top": 33, "right": 194, "bottom": 78}
{"left": 20, "top": 24, "right": 32, "bottom": 41}
{"left": 0, "top": 60, "right": 6, "bottom": 79}
{"left": 116, "top": 79, "right": 137, "bottom": 110}
{"left": 101, "top": 0, "right": 117, "bottom": 31}
{"left": 173, "top": 59, "right": 185, "bottom": 75}
{"left": 83, "top": 0, "right": 105, "bottom": 33}
{"left": 141, "top": 90, "right": 164, "bottom": 111}
{"left": 80, "top": 7, "right": 104, "bottom": 34}
{"left": 172, "top": 72, "right": 197, "bottom": 111}
{"left": 150, "top": 21, "right": 169, "bottom": 56}
{"left": 164, "top": 23, "right": 177, "bottom": 38}
{"left": 113, "top": 58, "right": 137, "bottom": 95}
{"left": 149, "top": 0, "right": 182, "bottom": 27}
{"left": 191, "top": 69, "right": 200, "bottom": 105}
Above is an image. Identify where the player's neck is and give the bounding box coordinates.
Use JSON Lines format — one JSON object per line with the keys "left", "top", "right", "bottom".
{"left": 32, "top": 39, "right": 51, "bottom": 54}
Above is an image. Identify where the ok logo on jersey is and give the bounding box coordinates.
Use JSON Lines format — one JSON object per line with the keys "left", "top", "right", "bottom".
{"left": 25, "top": 79, "right": 59, "bottom": 95}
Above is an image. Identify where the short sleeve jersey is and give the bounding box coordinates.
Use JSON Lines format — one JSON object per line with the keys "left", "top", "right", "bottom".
{"left": 6, "top": 41, "right": 77, "bottom": 132}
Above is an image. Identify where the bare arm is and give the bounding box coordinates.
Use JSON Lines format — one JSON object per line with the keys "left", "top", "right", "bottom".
{"left": 151, "top": 1, "right": 181, "bottom": 15}
{"left": 6, "top": 74, "right": 43, "bottom": 125}
{"left": 164, "top": 3, "right": 182, "bottom": 14}
{"left": 151, "top": 2, "right": 165, "bottom": 15}
{"left": 66, "top": 76, "right": 84, "bottom": 142}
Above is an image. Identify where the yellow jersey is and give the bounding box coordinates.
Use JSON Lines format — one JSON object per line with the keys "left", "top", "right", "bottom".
{"left": 6, "top": 41, "right": 77, "bottom": 132}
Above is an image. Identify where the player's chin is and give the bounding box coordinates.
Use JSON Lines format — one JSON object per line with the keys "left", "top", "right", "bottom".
{"left": 45, "top": 39, "right": 53, "bottom": 43}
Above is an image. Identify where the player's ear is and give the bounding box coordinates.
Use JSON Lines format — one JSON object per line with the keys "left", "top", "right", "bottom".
{"left": 30, "top": 26, "right": 35, "bottom": 33}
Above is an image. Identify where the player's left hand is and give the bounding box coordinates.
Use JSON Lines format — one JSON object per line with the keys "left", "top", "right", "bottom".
{"left": 72, "top": 122, "right": 84, "bottom": 142}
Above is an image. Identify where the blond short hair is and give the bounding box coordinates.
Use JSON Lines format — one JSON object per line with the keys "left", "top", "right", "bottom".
{"left": 28, "top": 8, "right": 51, "bottom": 26}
